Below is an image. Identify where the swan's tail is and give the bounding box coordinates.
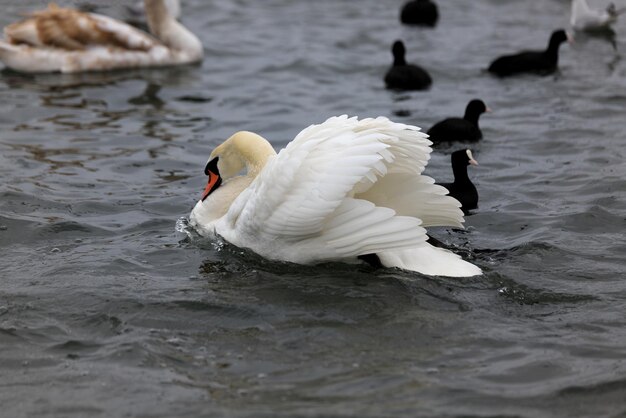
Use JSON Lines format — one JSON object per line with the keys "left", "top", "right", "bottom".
{"left": 377, "top": 245, "right": 482, "bottom": 277}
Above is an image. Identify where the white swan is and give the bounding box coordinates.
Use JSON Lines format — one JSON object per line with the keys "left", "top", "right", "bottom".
{"left": 189, "top": 115, "right": 482, "bottom": 278}
{"left": 0, "top": 0, "right": 202, "bottom": 73}
{"left": 571, "top": 0, "right": 624, "bottom": 31}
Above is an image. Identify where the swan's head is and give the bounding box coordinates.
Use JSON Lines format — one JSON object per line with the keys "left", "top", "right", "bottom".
{"left": 164, "top": 0, "right": 181, "bottom": 20}
{"left": 200, "top": 131, "right": 276, "bottom": 201}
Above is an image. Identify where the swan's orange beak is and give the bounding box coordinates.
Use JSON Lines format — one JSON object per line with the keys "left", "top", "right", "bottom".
{"left": 201, "top": 157, "right": 222, "bottom": 201}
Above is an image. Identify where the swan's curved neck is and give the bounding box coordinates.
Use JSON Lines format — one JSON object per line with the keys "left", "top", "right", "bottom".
{"left": 144, "top": 0, "right": 202, "bottom": 58}
{"left": 234, "top": 141, "right": 276, "bottom": 181}
{"left": 212, "top": 131, "right": 276, "bottom": 181}
{"left": 244, "top": 148, "right": 274, "bottom": 178}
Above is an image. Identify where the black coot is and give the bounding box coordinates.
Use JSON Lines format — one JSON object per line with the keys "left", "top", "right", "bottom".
{"left": 488, "top": 29, "right": 572, "bottom": 77}
{"left": 427, "top": 99, "right": 489, "bottom": 143}
{"left": 400, "top": 0, "right": 439, "bottom": 26}
{"left": 437, "top": 149, "right": 479, "bottom": 215}
{"left": 384, "top": 40, "right": 432, "bottom": 91}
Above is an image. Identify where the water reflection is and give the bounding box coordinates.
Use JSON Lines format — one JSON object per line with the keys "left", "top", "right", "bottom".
{"left": 3, "top": 142, "right": 131, "bottom": 172}
{"left": 576, "top": 27, "right": 618, "bottom": 51}
{"left": 128, "top": 83, "right": 166, "bottom": 109}
{"left": 0, "top": 65, "right": 210, "bottom": 145}
{"left": 0, "top": 64, "right": 203, "bottom": 92}
{"left": 193, "top": 237, "right": 480, "bottom": 314}
{"left": 569, "top": 29, "right": 621, "bottom": 73}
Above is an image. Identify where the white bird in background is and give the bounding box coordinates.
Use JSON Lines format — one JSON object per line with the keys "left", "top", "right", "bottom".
{"left": 0, "top": 0, "right": 202, "bottom": 73}
{"left": 571, "top": 0, "right": 625, "bottom": 31}
{"left": 189, "top": 115, "right": 482, "bottom": 278}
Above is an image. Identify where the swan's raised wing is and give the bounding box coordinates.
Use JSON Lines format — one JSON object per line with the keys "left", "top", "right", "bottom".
{"left": 221, "top": 115, "right": 465, "bottom": 261}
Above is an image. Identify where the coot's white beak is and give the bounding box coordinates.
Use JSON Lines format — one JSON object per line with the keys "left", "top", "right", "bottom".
{"left": 466, "top": 149, "right": 479, "bottom": 166}
{"left": 567, "top": 31, "right": 575, "bottom": 44}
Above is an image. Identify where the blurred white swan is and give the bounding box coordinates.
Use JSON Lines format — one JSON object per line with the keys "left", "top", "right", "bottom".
{"left": 571, "top": 0, "right": 624, "bottom": 31}
{"left": 0, "top": 0, "right": 202, "bottom": 73}
{"left": 189, "top": 115, "right": 482, "bottom": 278}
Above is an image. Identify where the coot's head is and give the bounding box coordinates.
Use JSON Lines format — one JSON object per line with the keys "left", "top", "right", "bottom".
{"left": 391, "top": 39, "right": 406, "bottom": 58}
{"left": 549, "top": 29, "right": 573, "bottom": 48}
{"left": 451, "top": 149, "right": 479, "bottom": 168}
{"left": 464, "top": 99, "right": 490, "bottom": 120}
{"left": 391, "top": 40, "right": 407, "bottom": 64}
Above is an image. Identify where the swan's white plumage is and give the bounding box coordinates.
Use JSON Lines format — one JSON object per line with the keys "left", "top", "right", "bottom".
{"left": 377, "top": 247, "right": 481, "bottom": 278}
{"left": 190, "top": 115, "right": 482, "bottom": 277}
{"left": 0, "top": 1, "right": 202, "bottom": 73}
{"left": 356, "top": 173, "right": 464, "bottom": 228}
{"left": 571, "top": 0, "right": 620, "bottom": 31}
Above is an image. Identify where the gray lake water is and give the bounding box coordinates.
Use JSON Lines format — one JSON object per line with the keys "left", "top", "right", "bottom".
{"left": 1, "top": 0, "right": 626, "bottom": 417}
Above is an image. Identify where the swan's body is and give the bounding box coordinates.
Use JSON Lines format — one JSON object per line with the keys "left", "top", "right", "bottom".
{"left": 571, "top": 0, "right": 622, "bottom": 31}
{"left": 189, "top": 116, "right": 482, "bottom": 278}
{"left": 0, "top": 0, "right": 202, "bottom": 73}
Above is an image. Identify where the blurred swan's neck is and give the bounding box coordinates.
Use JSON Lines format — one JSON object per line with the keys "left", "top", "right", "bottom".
{"left": 144, "top": 0, "right": 202, "bottom": 58}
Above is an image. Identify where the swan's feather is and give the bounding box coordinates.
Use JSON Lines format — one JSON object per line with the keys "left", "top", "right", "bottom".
{"left": 231, "top": 115, "right": 430, "bottom": 237}
{"left": 378, "top": 247, "right": 482, "bottom": 277}
{"left": 314, "top": 198, "right": 428, "bottom": 256}
{"left": 356, "top": 173, "right": 465, "bottom": 228}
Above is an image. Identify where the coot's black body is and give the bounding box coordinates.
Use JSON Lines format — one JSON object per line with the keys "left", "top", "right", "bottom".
{"left": 427, "top": 99, "right": 489, "bottom": 143}
{"left": 437, "top": 149, "right": 479, "bottom": 215}
{"left": 488, "top": 29, "right": 570, "bottom": 77}
{"left": 400, "top": 0, "right": 439, "bottom": 27}
{"left": 384, "top": 40, "right": 432, "bottom": 91}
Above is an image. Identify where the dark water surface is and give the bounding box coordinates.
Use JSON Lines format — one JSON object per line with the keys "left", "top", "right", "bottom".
{"left": 1, "top": 0, "right": 626, "bottom": 417}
